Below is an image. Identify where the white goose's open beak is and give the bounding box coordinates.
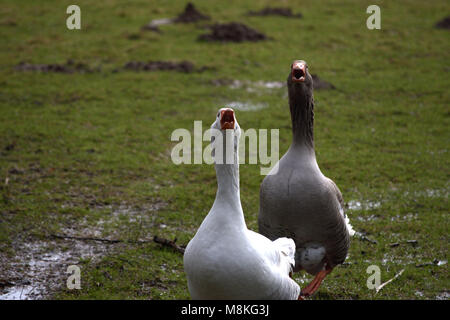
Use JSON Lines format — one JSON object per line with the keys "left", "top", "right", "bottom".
{"left": 220, "top": 108, "right": 235, "bottom": 130}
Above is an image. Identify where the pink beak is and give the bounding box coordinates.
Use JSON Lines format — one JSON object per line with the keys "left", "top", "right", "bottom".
{"left": 220, "top": 108, "right": 235, "bottom": 130}
{"left": 292, "top": 61, "right": 306, "bottom": 82}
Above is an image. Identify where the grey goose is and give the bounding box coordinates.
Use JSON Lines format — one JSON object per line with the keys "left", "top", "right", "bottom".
{"left": 258, "top": 60, "right": 355, "bottom": 298}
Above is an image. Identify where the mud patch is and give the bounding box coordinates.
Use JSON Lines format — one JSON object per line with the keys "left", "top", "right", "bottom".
{"left": 123, "top": 60, "right": 210, "bottom": 73}
{"left": 174, "top": 3, "right": 210, "bottom": 23}
{"left": 140, "top": 24, "right": 162, "bottom": 33}
{"left": 15, "top": 60, "right": 98, "bottom": 74}
{"left": 141, "top": 3, "right": 209, "bottom": 32}
{"left": 199, "top": 22, "right": 268, "bottom": 42}
{"left": 247, "top": 7, "right": 302, "bottom": 18}
{"left": 435, "top": 16, "right": 450, "bottom": 29}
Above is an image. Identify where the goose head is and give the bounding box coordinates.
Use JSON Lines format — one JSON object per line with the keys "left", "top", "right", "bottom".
{"left": 287, "top": 60, "right": 313, "bottom": 94}
{"left": 211, "top": 107, "right": 240, "bottom": 135}
{"left": 286, "top": 60, "right": 315, "bottom": 147}
{"left": 210, "top": 108, "right": 241, "bottom": 164}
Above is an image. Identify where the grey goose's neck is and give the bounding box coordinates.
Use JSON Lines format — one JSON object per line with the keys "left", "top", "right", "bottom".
{"left": 289, "top": 88, "right": 315, "bottom": 149}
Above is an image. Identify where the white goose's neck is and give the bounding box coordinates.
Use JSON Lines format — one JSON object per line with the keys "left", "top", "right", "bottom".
{"left": 210, "top": 140, "right": 246, "bottom": 228}
{"left": 215, "top": 162, "right": 240, "bottom": 202}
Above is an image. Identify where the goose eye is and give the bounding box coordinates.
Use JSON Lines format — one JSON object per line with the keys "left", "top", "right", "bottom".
{"left": 217, "top": 112, "right": 220, "bottom": 117}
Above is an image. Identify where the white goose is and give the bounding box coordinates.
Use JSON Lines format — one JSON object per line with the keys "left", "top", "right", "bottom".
{"left": 183, "top": 108, "right": 301, "bottom": 300}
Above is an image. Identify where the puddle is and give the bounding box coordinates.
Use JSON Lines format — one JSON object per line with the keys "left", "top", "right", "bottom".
{"left": 390, "top": 213, "right": 418, "bottom": 222}
{"left": 403, "top": 188, "right": 449, "bottom": 199}
{"left": 212, "top": 77, "right": 333, "bottom": 92}
{"left": 0, "top": 239, "right": 111, "bottom": 300}
{"left": 381, "top": 253, "right": 449, "bottom": 269}
{"left": 381, "top": 253, "right": 412, "bottom": 266}
{"left": 0, "top": 286, "right": 35, "bottom": 300}
{"left": 355, "top": 214, "right": 379, "bottom": 222}
{"left": 436, "top": 291, "right": 450, "bottom": 300}
{"left": 437, "top": 260, "right": 447, "bottom": 266}
{"left": 293, "top": 273, "right": 312, "bottom": 284}
{"left": 212, "top": 79, "right": 284, "bottom": 91}
{"left": 147, "top": 18, "right": 173, "bottom": 27}
{"left": 346, "top": 200, "right": 381, "bottom": 211}
{"left": 225, "top": 101, "right": 268, "bottom": 112}
{"left": 0, "top": 202, "right": 167, "bottom": 300}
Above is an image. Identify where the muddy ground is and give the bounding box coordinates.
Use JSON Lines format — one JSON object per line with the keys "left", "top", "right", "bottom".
{"left": 247, "top": 7, "right": 303, "bottom": 18}
{"left": 123, "top": 60, "right": 211, "bottom": 73}
{"left": 435, "top": 16, "right": 450, "bottom": 29}
{"left": 15, "top": 60, "right": 98, "bottom": 74}
{"left": 141, "top": 2, "right": 209, "bottom": 32}
{"left": 198, "top": 22, "right": 268, "bottom": 42}
{"left": 174, "top": 2, "right": 210, "bottom": 23}
{"left": 14, "top": 60, "right": 211, "bottom": 74}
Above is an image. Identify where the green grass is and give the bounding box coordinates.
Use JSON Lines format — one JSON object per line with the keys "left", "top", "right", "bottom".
{"left": 0, "top": 0, "right": 448, "bottom": 300}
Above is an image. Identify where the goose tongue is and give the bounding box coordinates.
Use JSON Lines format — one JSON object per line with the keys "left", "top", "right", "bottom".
{"left": 220, "top": 109, "right": 235, "bottom": 130}
{"left": 292, "top": 61, "right": 306, "bottom": 82}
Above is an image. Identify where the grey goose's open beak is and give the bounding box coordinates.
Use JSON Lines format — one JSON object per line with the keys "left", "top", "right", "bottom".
{"left": 292, "top": 60, "right": 306, "bottom": 82}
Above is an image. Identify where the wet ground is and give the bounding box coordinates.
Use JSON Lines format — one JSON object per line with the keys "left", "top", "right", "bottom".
{"left": 0, "top": 238, "right": 113, "bottom": 300}
{"left": 211, "top": 75, "right": 335, "bottom": 92}
{"left": 0, "top": 202, "right": 166, "bottom": 300}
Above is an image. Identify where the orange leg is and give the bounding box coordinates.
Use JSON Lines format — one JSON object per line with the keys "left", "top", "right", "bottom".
{"left": 300, "top": 266, "right": 333, "bottom": 298}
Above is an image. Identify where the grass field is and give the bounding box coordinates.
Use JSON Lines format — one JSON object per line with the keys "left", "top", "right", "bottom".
{"left": 0, "top": 0, "right": 448, "bottom": 300}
